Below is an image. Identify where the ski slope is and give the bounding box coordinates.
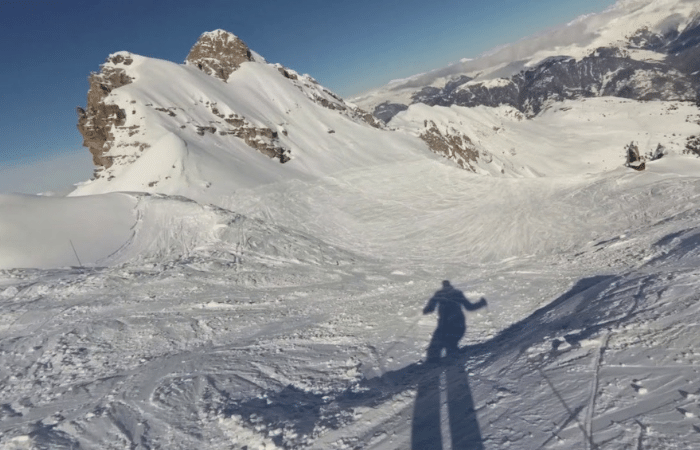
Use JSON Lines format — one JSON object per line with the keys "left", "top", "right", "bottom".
{"left": 388, "top": 98, "right": 699, "bottom": 177}
{"left": 3, "top": 127, "right": 700, "bottom": 448}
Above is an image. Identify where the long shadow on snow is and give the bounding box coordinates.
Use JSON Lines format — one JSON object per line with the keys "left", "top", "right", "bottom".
{"left": 411, "top": 280, "right": 486, "bottom": 449}
{"left": 226, "top": 275, "right": 646, "bottom": 448}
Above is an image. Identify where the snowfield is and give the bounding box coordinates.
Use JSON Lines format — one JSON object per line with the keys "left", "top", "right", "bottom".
{"left": 3, "top": 127, "right": 700, "bottom": 448}
{"left": 389, "top": 98, "right": 700, "bottom": 177}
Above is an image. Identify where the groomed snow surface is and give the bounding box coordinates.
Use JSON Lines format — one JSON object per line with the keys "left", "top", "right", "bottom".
{"left": 3, "top": 94, "right": 700, "bottom": 448}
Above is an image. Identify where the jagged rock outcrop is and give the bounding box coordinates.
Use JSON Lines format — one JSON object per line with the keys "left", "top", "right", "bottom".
{"left": 208, "top": 105, "right": 290, "bottom": 163}
{"left": 185, "top": 32, "right": 383, "bottom": 130}
{"left": 420, "top": 120, "right": 481, "bottom": 172}
{"left": 373, "top": 102, "right": 409, "bottom": 123}
{"left": 271, "top": 64, "right": 384, "bottom": 129}
{"left": 185, "top": 30, "right": 254, "bottom": 81}
{"left": 76, "top": 53, "right": 134, "bottom": 168}
{"left": 625, "top": 141, "right": 643, "bottom": 169}
{"left": 408, "top": 49, "right": 698, "bottom": 118}
{"left": 625, "top": 141, "right": 671, "bottom": 170}
{"left": 650, "top": 143, "right": 667, "bottom": 161}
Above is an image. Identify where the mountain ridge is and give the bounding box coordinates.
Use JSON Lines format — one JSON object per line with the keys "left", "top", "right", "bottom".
{"left": 71, "top": 30, "right": 423, "bottom": 204}
{"left": 354, "top": 0, "right": 700, "bottom": 121}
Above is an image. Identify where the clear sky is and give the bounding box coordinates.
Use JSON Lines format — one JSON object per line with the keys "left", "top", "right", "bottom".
{"left": 0, "top": 0, "right": 617, "bottom": 193}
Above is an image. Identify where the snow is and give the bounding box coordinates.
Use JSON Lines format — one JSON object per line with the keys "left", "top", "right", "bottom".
{"left": 3, "top": 111, "right": 700, "bottom": 447}
{"left": 0, "top": 193, "right": 136, "bottom": 269}
{"left": 461, "top": 78, "right": 514, "bottom": 89}
{"left": 625, "top": 48, "right": 667, "bottom": 61}
{"left": 390, "top": 97, "right": 700, "bottom": 177}
{"left": 69, "top": 54, "right": 428, "bottom": 203}
{"left": 3, "top": 16, "right": 700, "bottom": 448}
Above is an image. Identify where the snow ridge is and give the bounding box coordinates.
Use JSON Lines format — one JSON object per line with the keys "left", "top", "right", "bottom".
{"left": 71, "top": 31, "right": 423, "bottom": 203}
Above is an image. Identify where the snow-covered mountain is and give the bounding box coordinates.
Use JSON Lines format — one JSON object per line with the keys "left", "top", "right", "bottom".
{"left": 350, "top": 0, "right": 700, "bottom": 174}
{"left": 356, "top": 0, "right": 700, "bottom": 120}
{"left": 72, "top": 30, "right": 422, "bottom": 203}
{"left": 69, "top": 20, "right": 700, "bottom": 184}
{"left": 3, "top": 2, "right": 700, "bottom": 449}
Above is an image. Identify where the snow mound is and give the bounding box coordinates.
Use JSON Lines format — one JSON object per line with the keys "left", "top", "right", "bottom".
{"left": 0, "top": 192, "right": 360, "bottom": 272}
{"left": 0, "top": 193, "right": 136, "bottom": 269}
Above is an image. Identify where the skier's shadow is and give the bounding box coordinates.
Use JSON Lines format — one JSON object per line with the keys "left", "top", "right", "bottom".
{"left": 412, "top": 280, "right": 486, "bottom": 450}
{"left": 225, "top": 275, "right": 621, "bottom": 448}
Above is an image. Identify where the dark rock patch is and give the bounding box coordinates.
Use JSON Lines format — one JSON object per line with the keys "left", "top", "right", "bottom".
{"left": 185, "top": 30, "right": 254, "bottom": 82}
{"left": 76, "top": 54, "right": 134, "bottom": 168}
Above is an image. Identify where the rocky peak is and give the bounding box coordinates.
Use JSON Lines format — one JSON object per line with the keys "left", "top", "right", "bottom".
{"left": 185, "top": 30, "right": 254, "bottom": 82}
{"left": 76, "top": 52, "right": 134, "bottom": 168}
{"left": 420, "top": 120, "right": 481, "bottom": 172}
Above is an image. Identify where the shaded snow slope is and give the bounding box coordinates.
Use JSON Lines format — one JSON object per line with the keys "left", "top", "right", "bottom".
{"left": 0, "top": 193, "right": 136, "bottom": 269}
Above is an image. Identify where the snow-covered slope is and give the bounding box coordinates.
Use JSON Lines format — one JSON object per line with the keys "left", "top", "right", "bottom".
{"left": 389, "top": 97, "right": 700, "bottom": 175}
{"left": 3, "top": 149, "right": 700, "bottom": 448}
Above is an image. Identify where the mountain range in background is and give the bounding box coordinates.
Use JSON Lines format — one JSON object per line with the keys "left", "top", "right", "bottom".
{"left": 356, "top": 0, "right": 700, "bottom": 117}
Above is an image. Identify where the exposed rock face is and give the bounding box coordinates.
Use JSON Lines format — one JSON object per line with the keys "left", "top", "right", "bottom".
{"left": 420, "top": 120, "right": 481, "bottom": 172}
{"left": 408, "top": 51, "right": 698, "bottom": 118}
{"left": 358, "top": 111, "right": 383, "bottom": 129}
{"left": 625, "top": 141, "right": 642, "bottom": 167}
{"left": 185, "top": 30, "right": 254, "bottom": 82}
{"left": 277, "top": 66, "right": 298, "bottom": 80}
{"left": 373, "top": 102, "right": 409, "bottom": 123}
{"left": 76, "top": 53, "right": 134, "bottom": 168}
{"left": 208, "top": 106, "right": 290, "bottom": 163}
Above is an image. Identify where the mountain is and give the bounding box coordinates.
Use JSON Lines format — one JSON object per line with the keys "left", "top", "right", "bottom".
{"left": 356, "top": 0, "right": 700, "bottom": 119}
{"left": 70, "top": 19, "right": 700, "bottom": 186}
{"left": 72, "top": 30, "right": 423, "bottom": 204}
{"left": 350, "top": 0, "right": 700, "bottom": 173}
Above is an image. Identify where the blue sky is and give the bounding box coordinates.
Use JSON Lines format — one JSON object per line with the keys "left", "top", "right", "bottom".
{"left": 0, "top": 0, "right": 616, "bottom": 193}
